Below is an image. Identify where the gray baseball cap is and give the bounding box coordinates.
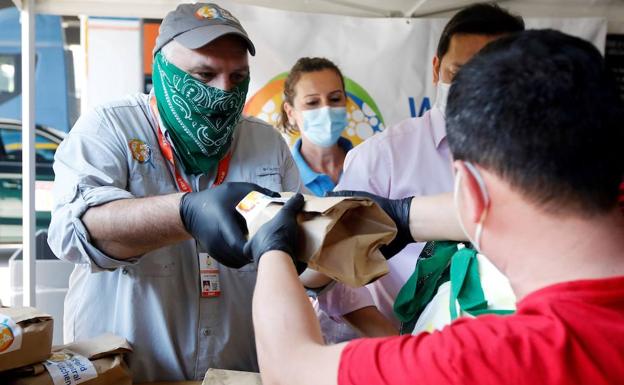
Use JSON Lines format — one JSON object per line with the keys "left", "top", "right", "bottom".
{"left": 153, "top": 3, "right": 255, "bottom": 56}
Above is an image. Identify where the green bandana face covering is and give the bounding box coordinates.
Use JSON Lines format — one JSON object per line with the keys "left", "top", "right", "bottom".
{"left": 152, "top": 51, "right": 249, "bottom": 175}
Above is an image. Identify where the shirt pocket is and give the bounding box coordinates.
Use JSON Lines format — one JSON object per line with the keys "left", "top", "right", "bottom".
{"left": 133, "top": 252, "right": 176, "bottom": 278}
{"left": 254, "top": 165, "right": 282, "bottom": 192}
{"left": 128, "top": 161, "right": 176, "bottom": 196}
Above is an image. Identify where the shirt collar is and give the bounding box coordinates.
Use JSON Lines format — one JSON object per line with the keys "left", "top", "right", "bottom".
{"left": 429, "top": 106, "right": 447, "bottom": 148}
{"left": 291, "top": 138, "right": 321, "bottom": 185}
{"left": 291, "top": 137, "right": 353, "bottom": 185}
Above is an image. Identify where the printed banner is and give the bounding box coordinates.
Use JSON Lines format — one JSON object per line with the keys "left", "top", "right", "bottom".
{"left": 203, "top": 2, "right": 606, "bottom": 144}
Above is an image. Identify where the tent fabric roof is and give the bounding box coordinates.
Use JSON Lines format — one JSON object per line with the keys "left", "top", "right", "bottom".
{"left": 11, "top": 0, "right": 624, "bottom": 32}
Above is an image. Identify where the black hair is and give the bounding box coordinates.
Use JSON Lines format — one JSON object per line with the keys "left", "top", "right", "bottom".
{"left": 436, "top": 3, "right": 525, "bottom": 59}
{"left": 446, "top": 29, "right": 624, "bottom": 216}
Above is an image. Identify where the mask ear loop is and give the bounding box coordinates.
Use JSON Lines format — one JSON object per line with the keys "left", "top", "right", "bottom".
{"left": 463, "top": 162, "right": 490, "bottom": 250}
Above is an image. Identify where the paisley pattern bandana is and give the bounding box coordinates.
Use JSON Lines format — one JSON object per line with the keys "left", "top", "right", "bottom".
{"left": 152, "top": 51, "right": 249, "bottom": 175}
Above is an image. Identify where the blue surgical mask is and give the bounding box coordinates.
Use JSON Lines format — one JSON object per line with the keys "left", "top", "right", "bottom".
{"left": 301, "top": 106, "right": 347, "bottom": 148}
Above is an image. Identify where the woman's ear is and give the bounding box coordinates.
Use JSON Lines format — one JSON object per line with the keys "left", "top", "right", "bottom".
{"left": 454, "top": 161, "right": 487, "bottom": 224}
{"left": 283, "top": 102, "right": 296, "bottom": 126}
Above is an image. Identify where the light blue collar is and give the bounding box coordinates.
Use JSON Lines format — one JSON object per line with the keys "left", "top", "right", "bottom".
{"left": 291, "top": 137, "right": 353, "bottom": 185}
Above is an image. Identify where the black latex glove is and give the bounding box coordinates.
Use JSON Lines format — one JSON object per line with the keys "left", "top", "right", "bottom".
{"left": 326, "top": 190, "right": 413, "bottom": 259}
{"left": 179, "top": 182, "right": 279, "bottom": 268}
{"left": 243, "top": 193, "right": 307, "bottom": 274}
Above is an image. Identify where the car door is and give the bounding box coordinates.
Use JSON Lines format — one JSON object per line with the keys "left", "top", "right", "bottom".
{"left": 0, "top": 122, "right": 59, "bottom": 243}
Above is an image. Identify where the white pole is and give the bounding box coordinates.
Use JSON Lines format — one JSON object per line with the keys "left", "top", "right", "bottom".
{"left": 21, "top": 0, "right": 36, "bottom": 307}
{"left": 79, "top": 15, "right": 88, "bottom": 116}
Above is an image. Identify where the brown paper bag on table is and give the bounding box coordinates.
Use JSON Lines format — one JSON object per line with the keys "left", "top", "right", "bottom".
{"left": 237, "top": 192, "right": 397, "bottom": 287}
{"left": 0, "top": 307, "right": 53, "bottom": 372}
{"left": 2, "top": 333, "right": 132, "bottom": 385}
{"left": 202, "top": 369, "right": 262, "bottom": 385}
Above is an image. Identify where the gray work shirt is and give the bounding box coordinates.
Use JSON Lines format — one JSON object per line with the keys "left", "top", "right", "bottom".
{"left": 47, "top": 93, "right": 302, "bottom": 382}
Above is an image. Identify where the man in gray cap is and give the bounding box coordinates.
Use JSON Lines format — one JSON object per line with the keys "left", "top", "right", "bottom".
{"left": 48, "top": 3, "right": 301, "bottom": 382}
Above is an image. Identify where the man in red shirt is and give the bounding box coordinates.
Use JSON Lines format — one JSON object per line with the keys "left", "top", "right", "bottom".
{"left": 245, "top": 29, "right": 624, "bottom": 385}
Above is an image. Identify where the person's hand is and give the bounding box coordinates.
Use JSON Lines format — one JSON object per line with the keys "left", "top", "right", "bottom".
{"left": 179, "top": 182, "right": 279, "bottom": 268}
{"left": 244, "top": 193, "right": 307, "bottom": 274}
{"left": 326, "top": 190, "right": 413, "bottom": 259}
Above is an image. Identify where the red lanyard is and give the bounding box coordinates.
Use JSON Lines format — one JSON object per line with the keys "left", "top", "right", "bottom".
{"left": 149, "top": 95, "right": 232, "bottom": 192}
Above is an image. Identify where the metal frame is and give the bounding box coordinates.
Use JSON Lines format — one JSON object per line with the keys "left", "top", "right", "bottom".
{"left": 20, "top": 0, "right": 36, "bottom": 306}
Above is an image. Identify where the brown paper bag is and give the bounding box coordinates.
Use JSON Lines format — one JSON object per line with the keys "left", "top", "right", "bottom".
{"left": 202, "top": 369, "right": 262, "bottom": 385}
{"left": 0, "top": 307, "right": 53, "bottom": 372}
{"left": 2, "top": 333, "right": 132, "bottom": 385}
{"left": 237, "top": 192, "right": 397, "bottom": 287}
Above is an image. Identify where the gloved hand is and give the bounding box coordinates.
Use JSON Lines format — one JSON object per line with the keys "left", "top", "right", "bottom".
{"left": 243, "top": 193, "right": 307, "bottom": 274}
{"left": 326, "top": 190, "right": 413, "bottom": 259}
{"left": 179, "top": 182, "right": 279, "bottom": 268}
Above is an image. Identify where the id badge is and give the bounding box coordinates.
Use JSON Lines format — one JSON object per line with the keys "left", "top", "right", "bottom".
{"left": 199, "top": 253, "right": 221, "bottom": 298}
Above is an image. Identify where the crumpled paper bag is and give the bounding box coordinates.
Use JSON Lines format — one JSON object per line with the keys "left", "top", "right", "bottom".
{"left": 237, "top": 191, "right": 397, "bottom": 287}
{"left": 0, "top": 307, "right": 53, "bottom": 373}
{"left": 2, "top": 333, "right": 132, "bottom": 385}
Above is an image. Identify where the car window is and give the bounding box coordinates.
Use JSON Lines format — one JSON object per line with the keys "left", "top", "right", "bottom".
{"left": 0, "top": 54, "right": 21, "bottom": 105}
{"left": 0, "top": 127, "right": 58, "bottom": 163}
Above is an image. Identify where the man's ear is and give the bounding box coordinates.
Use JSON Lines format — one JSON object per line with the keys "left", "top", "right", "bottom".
{"left": 432, "top": 55, "right": 441, "bottom": 84}
{"left": 454, "top": 161, "right": 487, "bottom": 224}
{"left": 283, "top": 102, "right": 296, "bottom": 126}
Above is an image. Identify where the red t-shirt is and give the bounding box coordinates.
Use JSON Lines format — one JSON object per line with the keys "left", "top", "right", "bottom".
{"left": 339, "top": 276, "right": 624, "bottom": 385}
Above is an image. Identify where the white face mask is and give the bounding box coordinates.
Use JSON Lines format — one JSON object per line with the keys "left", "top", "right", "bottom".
{"left": 453, "top": 161, "right": 490, "bottom": 252}
{"left": 433, "top": 80, "right": 451, "bottom": 116}
{"left": 301, "top": 106, "right": 348, "bottom": 148}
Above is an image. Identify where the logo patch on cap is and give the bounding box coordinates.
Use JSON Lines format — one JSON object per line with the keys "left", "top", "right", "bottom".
{"left": 195, "top": 5, "right": 219, "bottom": 20}
{"left": 195, "top": 5, "right": 241, "bottom": 24}
{"left": 219, "top": 8, "right": 240, "bottom": 24}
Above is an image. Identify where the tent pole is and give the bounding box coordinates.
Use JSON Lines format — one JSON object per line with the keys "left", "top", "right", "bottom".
{"left": 407, "top": 0, "right": 430, "bottom": 17}
{"left": 318, "top": 0, "right": 397, "bottom": 17}
{"left": 21, "top": 0, "right": 36, "bottom": 307}
{"left": 410, "top": 0, "right": 509, "bottom": 17}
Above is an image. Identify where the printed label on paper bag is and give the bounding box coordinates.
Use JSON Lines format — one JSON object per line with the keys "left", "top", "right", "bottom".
{"left": 44, "top": 352, "right": 98, "bottom": 385}
{"left": 236, "top": 191, "right": 288, "bottom": 223}
{"left": 0, "top": 313, "right": 23, "bottom": 354}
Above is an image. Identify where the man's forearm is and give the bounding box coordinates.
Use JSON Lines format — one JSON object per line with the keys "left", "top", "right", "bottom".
{"left": 409, "top": 192, "right": 467, "bottom": 242}
{"left": 82, "top": 192, "right": 191, "bottom": 259}
{"left": 254, "top": 251, "right": 344, "bottom": 385}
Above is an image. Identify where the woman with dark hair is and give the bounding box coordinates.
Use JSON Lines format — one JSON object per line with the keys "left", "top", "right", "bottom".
{"left": 279, "top": 57, "right": 352, "bottom": 197}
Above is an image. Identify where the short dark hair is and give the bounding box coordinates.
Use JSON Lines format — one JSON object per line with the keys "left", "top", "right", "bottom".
{"left": 278, "top": 57, "right": 345, "bottom": 135}
{"left": 436, "top": 3, "right": 525, "bottom": 59}
{"left": 446, "top": 29, "right": 624, "bottom": 216}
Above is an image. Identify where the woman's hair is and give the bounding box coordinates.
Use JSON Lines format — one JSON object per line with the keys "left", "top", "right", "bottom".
{"left": 278, "top": 57, "right": 345, "bottom": 135}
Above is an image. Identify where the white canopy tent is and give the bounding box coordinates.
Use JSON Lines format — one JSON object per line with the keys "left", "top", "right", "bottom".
{"left": 10, "top": 0, "right": 624, "bottom": 32}
{"left": 10, "top": 0, "right": 623, "bottom": 307}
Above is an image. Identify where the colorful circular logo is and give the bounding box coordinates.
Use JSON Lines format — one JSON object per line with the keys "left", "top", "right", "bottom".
{"left": 244, "top": 73, "right": 385, "bottom": 146}
{"left": 0, "top": 323, "right": 14, "bottom": 352}
{"left": 195, "top": 6, "right": 217, "bottom": 20}
{"left": 129, "top": 139, "right": 153, "bottom": 165}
